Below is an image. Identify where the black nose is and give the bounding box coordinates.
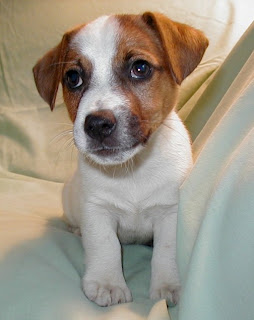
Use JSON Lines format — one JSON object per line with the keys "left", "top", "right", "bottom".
{"left": 84, "top": 110, "right": 117, "bottom": 142}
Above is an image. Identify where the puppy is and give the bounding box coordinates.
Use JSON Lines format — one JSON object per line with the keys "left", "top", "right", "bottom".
{"left": 33, "top": 12, "right": 208, "bottom": 307}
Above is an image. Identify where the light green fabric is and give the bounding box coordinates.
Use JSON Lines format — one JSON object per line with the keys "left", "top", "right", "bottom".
{"left": 0, "top": 0, "right": 253, "bottom": 319}
{"left": 176, "top": 23, "right": 254, "bottom": 320}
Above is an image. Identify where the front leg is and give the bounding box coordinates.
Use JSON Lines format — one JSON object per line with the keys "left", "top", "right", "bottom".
{"left": 150, "top": 209, "right": 180, "bottom": 305}
{"left": 81, "top": 207, "right": 132, "bottom": 306}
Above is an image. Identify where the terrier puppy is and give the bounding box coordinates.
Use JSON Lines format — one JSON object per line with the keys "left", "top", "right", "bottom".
{"left": 33, "top": 12, "right": 208, "bottom": 307}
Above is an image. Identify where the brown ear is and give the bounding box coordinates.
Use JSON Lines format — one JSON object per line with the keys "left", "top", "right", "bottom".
{"left": 33, "top": 35, "right": 69, "bottom": 111}
{"left": 142, "top": 12, "right": 209, "bottom": 84}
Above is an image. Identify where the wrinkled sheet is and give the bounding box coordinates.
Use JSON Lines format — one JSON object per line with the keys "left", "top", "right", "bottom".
{"left": 0, "top": 0, "right": 254, "bottom": 319}
{"left": 175, "top": 22, "right": 254, "bottom": 320}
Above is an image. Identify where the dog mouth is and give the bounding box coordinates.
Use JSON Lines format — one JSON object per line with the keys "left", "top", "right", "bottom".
{"left": 83, "top": 139, "right": 146, "bottom": 165}
{"left": 89, "top": 142, "right": 141, "bottom": 158}
{"left": 83, "top": 130, "right": 152, "bottom": 165}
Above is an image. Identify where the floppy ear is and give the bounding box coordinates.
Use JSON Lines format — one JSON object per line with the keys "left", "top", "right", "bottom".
{"left": 33, "top": 34, "right": 69, "bottom": 111}
{"left": 142, "top": 12, "right": 209, "bottom": 84}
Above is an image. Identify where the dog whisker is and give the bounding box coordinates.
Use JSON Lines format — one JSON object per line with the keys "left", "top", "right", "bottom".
{"left": 161, "top": 123, "right": 190, "bottom": 143}
{"left": 64, "top": 136, "right": 75, "bottom": 151}
{"left": 112, "top": 167, "right": 117, "bottom": 179}
{"left": 124, "top": 161, "right": 129, "bottom": 176}
{"left": 49, "top": 127, "right": 76, "bottom": 169}
{"left": 127, "top": 157, "right": 135, "bottom": 179}
{"left": 54, "top": 122, "right": 73, "bottom": 126}
{"left": 84, "top": 153, "right": 97, "bottom": 168}
{"left": 55, "top": 136, "right": 75, "bottom": 163}
{"left": 49, "top": 60, "right": 77, "bottom": 67}
{"left": 139, "top": 118, "right": 183, "bottom": 124}
{"left": 50, "top": 129, "right": 73, "bottom": 145}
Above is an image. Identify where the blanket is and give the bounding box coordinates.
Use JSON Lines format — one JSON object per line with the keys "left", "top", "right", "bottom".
{"left": 0, "top": 0, "right": 253, "bottom": 319}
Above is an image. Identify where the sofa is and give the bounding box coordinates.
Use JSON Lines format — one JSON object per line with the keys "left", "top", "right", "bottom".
{"left": 0, "top": 0, "right": 253, "bottom": 319}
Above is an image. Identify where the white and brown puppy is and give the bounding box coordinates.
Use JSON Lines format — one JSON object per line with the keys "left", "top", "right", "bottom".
{"left": 33, "top": 12, "right": 208, "bottom": 307}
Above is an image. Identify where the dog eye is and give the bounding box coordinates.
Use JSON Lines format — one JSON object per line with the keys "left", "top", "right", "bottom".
{"left": 130, "top": 60, "right": 152, "bottom": 80}
{"left": 65, "top": 70, "right": 83, "bottom": 89}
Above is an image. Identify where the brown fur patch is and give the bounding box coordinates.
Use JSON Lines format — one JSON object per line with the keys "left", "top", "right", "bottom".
{"left": 115, "top": 14, "right": 179, "bottom": 138}
{"left": 142, "top": 12, "right": 209, "bottom": 84}
{"left": 33, "top": 23, "right": 90, "bottom": 121}
{"left": 61, "top": 49, "right": 93, "bottom": 122}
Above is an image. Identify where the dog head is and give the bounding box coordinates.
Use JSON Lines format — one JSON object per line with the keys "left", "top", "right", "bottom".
{"left": 33, "top": 12, "right": 208, "bottom": 165}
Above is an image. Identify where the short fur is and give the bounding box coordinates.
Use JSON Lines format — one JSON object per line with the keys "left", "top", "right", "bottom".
{"left": 33, "top": 12, "right": 208, "bottom": 306}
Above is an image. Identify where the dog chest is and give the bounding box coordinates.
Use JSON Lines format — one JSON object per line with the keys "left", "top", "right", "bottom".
{"left": 82, "top": 172, "right": 179, "bottom": 243}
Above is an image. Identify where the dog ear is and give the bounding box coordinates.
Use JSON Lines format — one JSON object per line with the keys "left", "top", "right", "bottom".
{"left": 33, "top": 34, "right": 69, "bottom": 111}
{"left": 142, "top": 12, "right": 209, "bottom": 85}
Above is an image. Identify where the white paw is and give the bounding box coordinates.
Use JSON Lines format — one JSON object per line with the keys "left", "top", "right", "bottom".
{"left": 83, "top": 280, "right": 132, "bottom": 306}
{"left": 150, "top": 284, "right": 180, "bottom": 306}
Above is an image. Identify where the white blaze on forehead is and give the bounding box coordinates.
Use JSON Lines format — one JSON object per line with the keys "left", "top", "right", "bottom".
{"left": 71, "top": 15, "right": 119, "bottom": 85}
{"left": 71, "top": 15, "right": 130, "bottom": 158}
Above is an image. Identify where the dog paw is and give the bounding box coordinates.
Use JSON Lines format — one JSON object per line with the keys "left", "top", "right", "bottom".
{"left": 83, "top": 280, "right": 132, "bottom": 306}
{"left": 150, "top": 284, "right": 180, "bottom": 306}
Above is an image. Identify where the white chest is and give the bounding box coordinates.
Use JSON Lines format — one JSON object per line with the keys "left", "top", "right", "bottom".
{"left": 82, "top": 158, "right": 180, "bottom": 243}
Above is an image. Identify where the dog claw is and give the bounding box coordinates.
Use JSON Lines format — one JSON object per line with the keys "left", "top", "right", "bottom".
{"left": 150, "top": 284, "right": 180, "bottom": 306}
{"left": 83, "top": 280, "right": 132, "bottom": 306}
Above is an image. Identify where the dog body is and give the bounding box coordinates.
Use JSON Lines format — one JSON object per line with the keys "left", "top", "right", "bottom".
{"left": 33, "top": 13, "right": 208, "bottom": 307}
{"left": 63, "top": 110, "right": 192, "bottom": 244}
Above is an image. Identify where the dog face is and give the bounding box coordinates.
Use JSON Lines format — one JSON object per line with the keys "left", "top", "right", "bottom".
{"left": 33, "top": 12, "right": 208, "bottom": 165}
